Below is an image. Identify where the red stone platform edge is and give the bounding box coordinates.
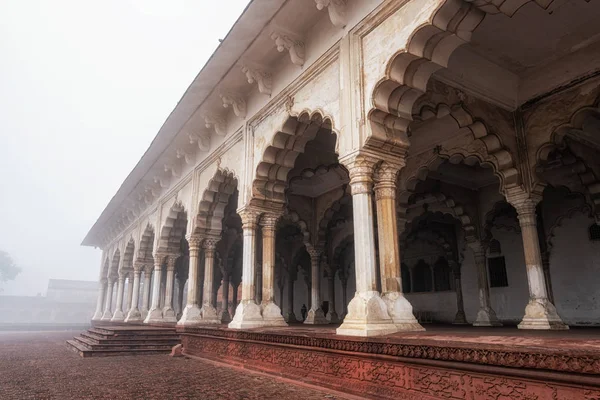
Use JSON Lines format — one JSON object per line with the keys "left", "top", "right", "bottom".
{"left": 178, "top": 326, "right": 600, "bottom": 400}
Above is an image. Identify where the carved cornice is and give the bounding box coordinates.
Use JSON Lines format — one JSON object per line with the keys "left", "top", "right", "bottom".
{"left": 188, "top": 132, "right": 211, "bottom": 152}
{"left": 164, "top": 163, "right": 181, "bottom": 179}
{"left": 176, "top": 149, "right": 193, "bottom": 165}
{"left": 271, "top": 28, "right": 305, "bottom": 67}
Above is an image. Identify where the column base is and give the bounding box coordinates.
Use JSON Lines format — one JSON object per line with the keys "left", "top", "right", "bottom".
{"left": 262, "top": 302, "right": 287, "bottom": 326}
{"left": 143, "top": 307, "right": 163, "bottom": 324}
{"left": 285, "top": 312, "right": 297, "bottom": 323}
{"left": 304, "top": 308, "right": 328, "bottom": 324}
{"left": 161, "top": 306, "right": 178, "bottom": 323}
{"left": 453, "top": 310, "right": 469, "bottom": 325}
{"left": 518, "top": 299, "right": 569, "bottom": 330}
{"left": 336, "top": 291, "right": 398, "bottom": 337}
{"left": 228, "top": 300, "right": 264, "bottom": 329}
{"left": 100, "top": 310, "right": 113, "bottom": 321}
{"left": 91, "top": 311, "right": 103, "bottom": 321}
{"left": 382, "top": 292, "right": 424, "bottom": 331}
{"left": 177, "top": 305, "right": 203, "bottom": 326}
{"left": 200, "top": 304, "right": 221, "bottom": 324}
{"left": 327, "top": 311, "right": 339, "bottom": 323}
{"left": 124, "top": 308, "right": 142, "bottom": 323}
{"left": 219, "top": 309, "right": 232, "bottom": 324}
{"left": 473, "top": 307, "right": 502, "bottom": 327}
{"left": 140, "top": 309, "right": 148, "bottom": 320}
{"left": 111, "top": 310, "right": 125, "bottom": 322}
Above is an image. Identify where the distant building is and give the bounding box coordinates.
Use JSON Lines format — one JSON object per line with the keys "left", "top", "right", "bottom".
{"left": 0, "top": 279, "right": 97, "bottom": 326}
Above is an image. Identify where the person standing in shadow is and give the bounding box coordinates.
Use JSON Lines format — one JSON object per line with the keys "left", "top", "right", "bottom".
{"left": 301, "top": 304, "right": 307, "bottom": 322}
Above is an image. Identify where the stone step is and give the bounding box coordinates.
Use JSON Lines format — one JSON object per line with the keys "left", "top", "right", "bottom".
{"left": 83, "top": 330, "right": 179, "bottom": 342}
{"left": 90, "top": 327, "right": 177, "bottom": 337}
{"left": 73, "top": 336, "right": 177, "bottom": 351}
{"left": 66, "top": 339, "right": 174, "bottom": 358}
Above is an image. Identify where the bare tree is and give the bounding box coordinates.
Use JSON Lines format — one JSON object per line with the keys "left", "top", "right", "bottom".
{"left": 0, "top": 251, "right": 21, "bottom": 290}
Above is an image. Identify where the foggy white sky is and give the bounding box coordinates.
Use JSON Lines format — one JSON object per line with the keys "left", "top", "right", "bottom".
{"left": 0, "top": 0, "right": 250, "bottom": 296}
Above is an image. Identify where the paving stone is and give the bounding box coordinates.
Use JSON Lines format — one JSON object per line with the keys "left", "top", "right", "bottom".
{"left": 0, "top": 331, "right": 358, "bottom": 400}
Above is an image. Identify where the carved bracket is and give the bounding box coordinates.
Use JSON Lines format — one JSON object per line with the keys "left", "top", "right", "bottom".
{"left": 176, "top": 149, "right": 193, "bottom": 165}
{"left": 204, "top": 114, "right": 227, "bottom": 136}
{"left": 164, "top": 163, "right": 181, "bottom": 178}
{"left": 188, "top": 132, "right": 211, "bottom": 152}
{"left": 241, "top": 64, "right": 272, "bottom": 95}
{"left": 220, "top": 91, "right": 247, "bottom": 118}
{"left": 315, "top": 0, "right": 347, "bottom": 28}
{"left": 153, "top": 176, "right": 169, "bottom": 189}
{"left": 271, "top": 28, "right": 305, "bottom": 66}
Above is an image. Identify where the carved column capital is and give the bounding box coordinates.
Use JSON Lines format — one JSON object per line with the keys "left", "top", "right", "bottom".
{"left": 374, "top": 162, "right": 403, "bottom": 200}
{"left": 186, "top": 235, "right": 203, "bottom": 254}
{"left": 144, "top": 265, "right": 154, "bottom": 275}
{"left": 260, "top": 213, "right": 280, "bottom": 236}
{"left": 343, "top": 154, "right": 378, "bottom": 195}
{"left": 238, "top": 208, "right": 261, "bottom": 230}
{"left": 166, "top": 255, "right": 179, "bottom": 271}
{"left": 507, "top": 191, "right": 542, "bottom": 228}
{"left": 202, "top": 238, "right": 219, "bottom": 252}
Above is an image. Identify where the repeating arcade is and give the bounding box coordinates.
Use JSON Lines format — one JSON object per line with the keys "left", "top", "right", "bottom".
{"left": 88, "top": 0, "right": 600, "bottom": 340}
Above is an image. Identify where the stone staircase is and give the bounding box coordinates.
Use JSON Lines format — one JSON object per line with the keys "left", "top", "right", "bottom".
{"left": 67, "top": 325, "right": 180, "bottom": 357}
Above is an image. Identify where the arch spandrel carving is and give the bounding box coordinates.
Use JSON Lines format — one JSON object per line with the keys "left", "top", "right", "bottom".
{"left": 193, "top": 168, "right": 239, "bottom": 238}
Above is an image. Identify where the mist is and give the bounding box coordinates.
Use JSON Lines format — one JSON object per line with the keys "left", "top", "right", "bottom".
{"left": 0, "top": 0, "right": 250, "bottom": 296}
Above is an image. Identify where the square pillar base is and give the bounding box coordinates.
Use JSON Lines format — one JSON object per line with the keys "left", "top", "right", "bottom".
{"left": 177, "top": 305, "right": 202, "bottom": 326}
{"left": 124, "top": 308, "right": 142, "bottom": 323}
{"left": 518, "top": 299, "right": 569, "bottom": 330}
{"left": 473, "top": 307, "right": 502, "bottom": 327}
{"left": 382, "top": 292, "right": 424, "bottom": 331}
{"left": 262, "top": 302, "right": 287, "bottom": 326}
{"left": 228, "top": 300, "right": 264, "bottom": 329}
{"left": 336, "top": 291, "right": 398, "bottom": 337}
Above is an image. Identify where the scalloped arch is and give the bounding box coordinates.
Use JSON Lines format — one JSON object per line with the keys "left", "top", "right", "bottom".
{"left": 252, "top": 110, "right": 337, "bottom": 204}
{"left": 536, "top": 102, "right": 600, "bottom": 219}
{"left": 157, "top": 200, "right": 188, "bottom": 253}
{"left": 137, "top": 223, "right": 155, "bottom": 261}
{"left": 280, "top": 210, "right": 311, "bottom": 245}
{"left": 121, "top": 238, "right": 135, "bottom": 273}
{"left": 194, "top": 168, "right": 238, "bottom": 237}
{"left": 108, "top": 248, "right": 121, "bottom": 277}
{"left": 369, "top": 0, "right": 554, "bottom": 143}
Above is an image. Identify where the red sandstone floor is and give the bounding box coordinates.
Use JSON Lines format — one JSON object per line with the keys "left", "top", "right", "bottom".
{"left": 0, "top": 330, "right": 361, "bottom": 400}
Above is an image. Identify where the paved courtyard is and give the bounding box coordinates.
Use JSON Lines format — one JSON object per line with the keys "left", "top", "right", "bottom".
{"left": 0, "top": 330, "right": 358, "bottom": 400}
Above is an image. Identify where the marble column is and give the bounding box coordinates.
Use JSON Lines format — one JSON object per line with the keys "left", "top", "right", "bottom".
{"left": 511, "top": 196, "right": 568, "bottom": 330}
{"left": 285, "top": 272, "right": 297, "bottom": 322}
{"left": 176, "top": 276, "right": 186, "bottom": 320}
{"left": 374, "top": 162, "right": 422, "bottom": 331}
{"left": 101, "top": 278, "right": 115, "bottom": 321}
{"left": 144, "top": 255, "right": 164, "bottom": 323}
{"left": 162, "top": 255, "right": 178, "bottom": 323}
{"left": 92, "top": 279, "right": 107, "bottom": 321}
{"left": 125, "top": 268, "right": 142, "bottom": 322}
{"left": 261, "top": 214, "right": 286, "bottom": 326}
{"left": 337, "top": 155, "right": 397, "bottom": 336}
{"left": 470, "top": 242, "right": 501, "bottom": 326}
{"left": 140, "top": 266, "right": 152, "bottom": 320}
{"left": 326, "top": 272, "right": 339, "bottom": 323}
{"left": 111, "top": 273, "right": 126, "bottom": 321}
{"left": 231, "top": 282, "right": 239, "bottom": 318}
{"left": 340, "top": 274, "right": 348, "bottom": 319}
{"left": 305, "top": 247, "right": 328, "bottom": 324}
{"left": 450, "top": 261, "right": 468, "bottom": 324}
{"left": 125, "top": 273, "right": 134, "bottom": 314}
{"left": 229, "top": 209, "right": 264, "bottom": 329}
{"left": 178, "top": 236, "right": 203, "bottom": 325}
{"left": 200, "top": 239, "right": 220, "bottom": 323}
{"left": 220, "top": 274, "right": 231, "bottom": 323}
